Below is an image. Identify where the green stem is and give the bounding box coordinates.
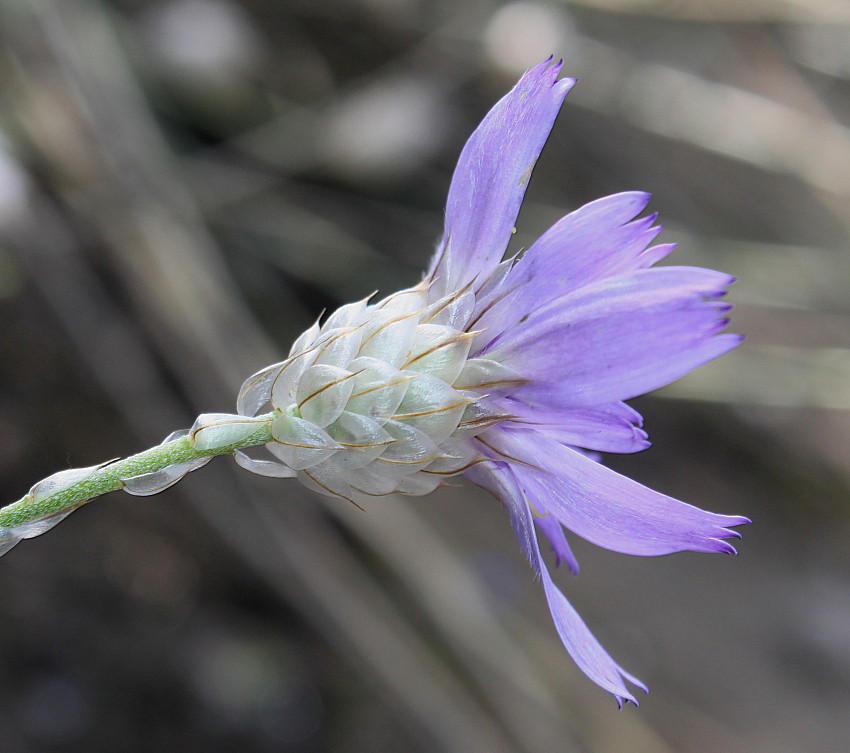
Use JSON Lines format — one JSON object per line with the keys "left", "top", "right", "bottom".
{"left": 0, "top": 412, "right": 276, "bottom": 530}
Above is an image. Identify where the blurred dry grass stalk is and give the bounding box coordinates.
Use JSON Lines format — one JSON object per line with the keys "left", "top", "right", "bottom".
{"left": 0, "top": 1, "right": 849, "bottom": 752}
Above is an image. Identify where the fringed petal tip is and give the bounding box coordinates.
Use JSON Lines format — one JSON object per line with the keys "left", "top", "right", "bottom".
{"left": 726, "top": 514, "right": 752, "bottom": 531}
{"left": 615, "top": 683, "right": 649, "bottom": 709}
{"left": 555, "top": 74, "right": 578, "bottom": 95}
{"left": 708, "top": 279, "right": 739, "bottom": 300}
{"left": 599, "top": 190, "right": 652, "bottom": 214}
{"left": 713, "top": 515, "right": 752, "bottom": 554}
{"left": 633, "top": 429, "right": 652, "bottom": 452}
{"left": 531, "top": 55, "right": 575, "bottom": 88}
{"left": 716, "top": 540, "right": 739, "bottom": 555}
{"left": 605, "top": 665, "right": 649, "bottom": 709}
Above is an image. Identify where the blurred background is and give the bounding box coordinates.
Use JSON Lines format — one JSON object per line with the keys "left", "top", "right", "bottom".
{"left": 1, "top": 0, "right": 849, "bottom": 751}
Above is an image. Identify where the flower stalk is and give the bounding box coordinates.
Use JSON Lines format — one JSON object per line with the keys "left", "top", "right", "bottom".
{"left": 0, "top": 412, "right": 276, "bottom": 552}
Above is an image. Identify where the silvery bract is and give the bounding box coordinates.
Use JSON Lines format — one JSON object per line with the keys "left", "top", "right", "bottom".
{"left": 235, "top": 59, "right": 749, "bottom": 705}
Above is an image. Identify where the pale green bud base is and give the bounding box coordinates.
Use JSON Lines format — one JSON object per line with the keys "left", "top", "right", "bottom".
{"left": 0, "top": 412, "right": 275, "bottom": 532}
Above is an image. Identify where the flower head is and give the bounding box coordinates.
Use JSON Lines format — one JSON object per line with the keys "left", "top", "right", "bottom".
{"left": 236, "top": 59, "right": 748, "bottom": 705}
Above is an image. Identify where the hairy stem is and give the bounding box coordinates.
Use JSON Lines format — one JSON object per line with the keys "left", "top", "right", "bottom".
{"left": 0, "top": 412, "right": 276, "bottom": 531}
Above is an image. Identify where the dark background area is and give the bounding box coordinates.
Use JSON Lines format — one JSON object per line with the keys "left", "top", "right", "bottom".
{"left": 1, "top": 1, "right": 849, "bottom": 751}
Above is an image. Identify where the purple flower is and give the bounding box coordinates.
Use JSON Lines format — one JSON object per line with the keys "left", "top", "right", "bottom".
{"left": 237, "top": 58, "right": 748, "bottom": 705}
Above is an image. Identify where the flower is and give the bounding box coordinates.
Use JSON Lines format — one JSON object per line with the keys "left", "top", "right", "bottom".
{"left": 236, "top": 58, "right": 749, "bottom": 705}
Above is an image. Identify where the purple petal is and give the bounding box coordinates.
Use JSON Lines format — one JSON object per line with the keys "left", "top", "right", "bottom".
{"left": 428, "top": 59, "right": 575, "bottom": 299}
{"left": 465, "top": 460, "right": 538, "bottom": 570}
{"left": 534, "top": 513, "right": 580, "bottom": 574}
{"left": 636, "top": 242, "right": 677, "bottom": 269}
{"left": 466, "top": 461, "right": 646, "bottom": 705}
{"left": 486, "top": 266, "right": 741, "bottom": 407}
{"left": 519, "top": 193, "right": 666, "bottom": 286}
{"left": 538, "top": 559, "right": 647, "bottom": 707}
{"left": 484, "top": 427, "right": 750, "bottom": 556}
{"left": 472, "top": 192, "right": 674, "bottom": 336}
{"left": 504, "top": 399, "right": 650, "bottom": 454}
